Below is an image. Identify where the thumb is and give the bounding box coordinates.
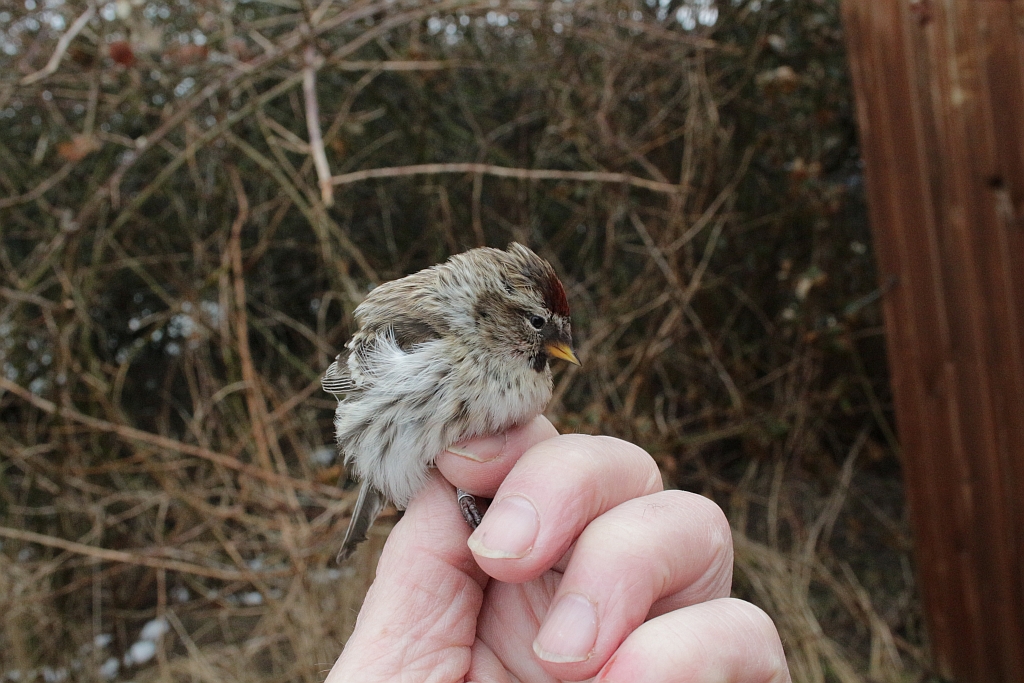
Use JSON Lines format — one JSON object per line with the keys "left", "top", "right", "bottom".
{"left": 325, "top": 472, "right": 489, "bottom": 683}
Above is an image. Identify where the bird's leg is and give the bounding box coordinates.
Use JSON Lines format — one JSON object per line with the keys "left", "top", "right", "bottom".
{"left": 457, "top": 488, "right": 483, "bottom": 528}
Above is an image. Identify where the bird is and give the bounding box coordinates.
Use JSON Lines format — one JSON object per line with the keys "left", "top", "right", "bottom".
{"left": 322, "top": 243, "right": 580, "bottom": 561}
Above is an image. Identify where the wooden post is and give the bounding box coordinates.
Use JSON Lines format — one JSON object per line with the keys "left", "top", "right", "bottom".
{"left": 840, "top": 1, "right": 1024, "bottom": 680}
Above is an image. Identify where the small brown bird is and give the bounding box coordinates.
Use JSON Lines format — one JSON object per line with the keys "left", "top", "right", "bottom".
{"left": 323, "top": 243, "right": 579, "bottom": 561}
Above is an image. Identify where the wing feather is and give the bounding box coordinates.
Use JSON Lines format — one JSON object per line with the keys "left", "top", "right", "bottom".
{"left": 321, "top": 357, "right": 355, "bottom": 397}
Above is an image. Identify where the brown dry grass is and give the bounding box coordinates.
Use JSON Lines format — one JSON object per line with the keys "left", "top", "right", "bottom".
{"left": 1, "top": 0, "right": 937, "bottom": 681}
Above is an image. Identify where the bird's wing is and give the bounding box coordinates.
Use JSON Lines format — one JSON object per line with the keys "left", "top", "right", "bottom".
{"left": 327, "top": 269, "right": 449, "bottom": 398}
{"left": 324, "top": 317, "right": 434, "bottom": 398}
{"left": 321, "top": 355, "right": 356, "bottom": 397}
{"left": 353, "top": 269, "right": 450, "bottom": 351}
{"left": 381, "top": 315, "right": 443, "bottom": 352}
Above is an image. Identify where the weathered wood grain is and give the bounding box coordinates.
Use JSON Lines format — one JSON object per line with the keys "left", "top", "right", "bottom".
{"left": 841, "top": 1, "right": 1024, "bottom": 679}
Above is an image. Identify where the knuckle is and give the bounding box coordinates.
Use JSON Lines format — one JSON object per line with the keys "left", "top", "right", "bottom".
{"left": 658, "top": 490, "right": 731, "bottom": 547}
{"left": 722, "top": 596, "right": 772, "bottom": 623}
{"left": 593, "top": 435, "right": 662, "bottom": 490}
{"left": 720, "top": 598, "right": 790, "bottom": 675}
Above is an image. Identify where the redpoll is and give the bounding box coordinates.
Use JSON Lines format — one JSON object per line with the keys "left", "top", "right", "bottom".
{"left": 323, "top": 243, "right": 579, "bottom": 560}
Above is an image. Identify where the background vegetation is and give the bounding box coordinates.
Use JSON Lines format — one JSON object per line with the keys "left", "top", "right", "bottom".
{"left": 1, "top": 0, "right": 934, "bottom": 680}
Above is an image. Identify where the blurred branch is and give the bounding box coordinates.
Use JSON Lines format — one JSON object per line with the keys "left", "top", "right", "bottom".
{"left": 19, "top": 3, "right": 96, "bottom": 86}
{"left": 303, "top": 44, "right": 334, "bottom": 207}
{"left": 100, "top": 0, "right": 482, "bottom": 208}
{"left": 0, "top": 525, "right": 293, "bottom": 581}
{"left": 224, "top": 129, "right": 378, "bottom": 284}
{"left": 335, "top": 59, "right": 482, "bottom": 71}
{"left": 103, "top": 72, "right": 304, "bottom": 221}
{"left": 226, "top": 166, "right": 275, "bottom": 474}
{"left": 0, "top": 162, "right": 74, "bottom": 210}
{"left": 0, "top": 376, "right": 340, "bottom": 497}
{"left": 331, "top": 163, "right": 686, "bottom": 194}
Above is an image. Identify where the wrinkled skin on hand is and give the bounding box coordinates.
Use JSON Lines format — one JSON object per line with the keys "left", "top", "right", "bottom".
{"left": 326, "top": 416, "right": 792, "bottom": 683}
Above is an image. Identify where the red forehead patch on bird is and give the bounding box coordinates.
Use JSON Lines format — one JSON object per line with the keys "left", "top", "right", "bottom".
{"left": 544, "top": 274, "right": 571, "bottom": 317}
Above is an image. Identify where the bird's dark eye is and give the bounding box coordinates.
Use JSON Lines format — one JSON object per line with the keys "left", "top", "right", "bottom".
{"left": 529, "top": 314, "right": 545, "bottom": 330}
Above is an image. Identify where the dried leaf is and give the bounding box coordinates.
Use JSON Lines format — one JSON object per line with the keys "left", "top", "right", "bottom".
{"left": 56, "top": 134, "right": 102, "bottom": 162}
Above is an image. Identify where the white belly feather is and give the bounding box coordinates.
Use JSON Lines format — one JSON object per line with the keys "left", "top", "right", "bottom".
{"left": 333, "top": 333, "right": 552, "bottom": 507}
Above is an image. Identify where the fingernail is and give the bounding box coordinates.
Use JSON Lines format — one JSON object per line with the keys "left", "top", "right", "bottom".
{"left": 533, "top": 592, "right": 599, "bottom": 664}
{"left": 467, "top": 494, "right": 538, "bottom": 559}
{"left": 446, "top": 432, "right": 506, "bottom": 462}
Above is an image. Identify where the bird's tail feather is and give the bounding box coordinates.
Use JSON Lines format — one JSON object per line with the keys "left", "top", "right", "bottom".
{"left": 337, "top": 482, "right": 385, "bottom": 563}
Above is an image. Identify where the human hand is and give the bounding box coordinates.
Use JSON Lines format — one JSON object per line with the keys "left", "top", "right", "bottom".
{"left": 324, "top": 415, "right": 791, "bottom": 682}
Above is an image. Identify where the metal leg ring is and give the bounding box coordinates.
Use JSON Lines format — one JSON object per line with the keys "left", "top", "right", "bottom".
{"left": 457, "top": 488, "right": 483, "bottom": 529}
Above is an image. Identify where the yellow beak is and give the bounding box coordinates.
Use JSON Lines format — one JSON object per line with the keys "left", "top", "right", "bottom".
{"left": 545, "top": 342, "right": 581, "bottom": 366}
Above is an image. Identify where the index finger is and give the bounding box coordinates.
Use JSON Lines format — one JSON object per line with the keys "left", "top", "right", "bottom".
{"left": 467, "top": 434, "right": 663, "bottom": 584}
{"left": 435, "top": 414, "right": 559, "bottom": 496}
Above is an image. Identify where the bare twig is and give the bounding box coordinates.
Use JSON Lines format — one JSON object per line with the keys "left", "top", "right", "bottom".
{"left": 0, "top": 162, "right": 74, "bottom": 209}
{"left": 331, "top": 163, "right": 686, "bottom": 194}
{"left": 303, "top": 44, "right": 334, "bottom": 207}
{"left": 335, "top": 59, "right": 481, "bottom": 71}
{"left": 0, "top": 526, "right": 292, "bottom": 582}
{"left": 19, "top": 4, "right": 97, "bottom": 86}
{"left": 226, "top": 166, "right": 275, "bottom": 474}
{"left": 98, "top": 0, "right": 483, "bottom": 209}
{"left": 0, "top": 376, "right": 340, "bottom": 497}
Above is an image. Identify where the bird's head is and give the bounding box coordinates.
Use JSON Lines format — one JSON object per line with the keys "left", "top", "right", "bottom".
{"left": 446, "top": 243, "right": 579, "bottom": 373}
